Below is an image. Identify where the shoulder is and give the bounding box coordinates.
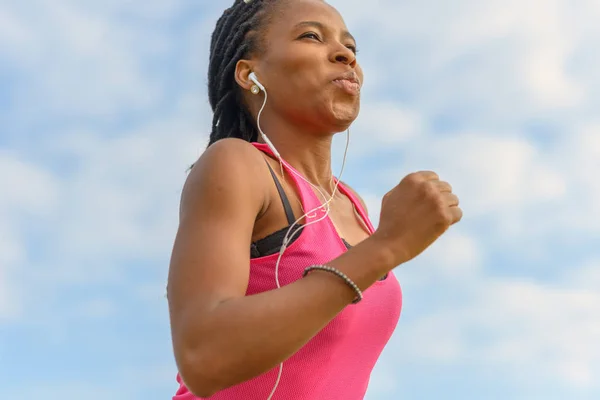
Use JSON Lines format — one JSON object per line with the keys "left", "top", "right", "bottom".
{"left": 189, "top": 138, "right": 266, "bottom": 182}
{"left": 339, "top": 180, "right": 368, "bottom": 215}
{"left": 194, "top": 138, "right": 265, "bottom": 170}
{"left": 181, "top": 138, "right": 268, "bottom": 217}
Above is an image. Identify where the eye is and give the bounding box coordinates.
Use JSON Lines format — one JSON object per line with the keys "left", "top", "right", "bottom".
{"left": 346, "top": 44, "right": 358, "bottom": 55}
{"left": 300, "top": 32, "right": 321, "bottom": 41}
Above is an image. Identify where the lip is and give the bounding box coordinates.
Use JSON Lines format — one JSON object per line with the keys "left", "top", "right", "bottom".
{"left": 331, "top": 70, "right": 361, "bottom": 95}
{"left": 332, "top": 70, "right": 361, "bottom": 86}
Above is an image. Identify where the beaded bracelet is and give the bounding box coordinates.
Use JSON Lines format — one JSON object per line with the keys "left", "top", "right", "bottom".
{"left": 302, "top": 265, "right": 363, "bottom": 304}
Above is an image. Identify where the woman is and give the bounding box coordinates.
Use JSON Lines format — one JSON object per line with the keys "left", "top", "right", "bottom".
{"left": 167, "top": 0, "right": 462, "bottom": 399}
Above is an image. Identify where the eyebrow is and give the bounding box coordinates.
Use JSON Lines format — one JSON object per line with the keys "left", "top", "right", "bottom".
{"left": 294, "top": 21, "right": 356, "bottom": 43}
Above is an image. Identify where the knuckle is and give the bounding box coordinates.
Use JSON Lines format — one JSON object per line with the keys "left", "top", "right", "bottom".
{"left": 423, "top": 181, "right": 439, "bottom": 198}
{"left": 434, "top": 213, "right": 452, "bottom": 231}
{"left": 435, "top": 202, "right": 448, "bottom": 218}
{"left": 404, "top": 172, "right": 420, "bottom": 184}
{"left": 438, "top": 211, "right": 452, "bottom": 227}
{"left": 427, "top": 170, "right": 440, "bottom": 180}
{"left": 432, "top": 196, "right": 451, "bottom": 221}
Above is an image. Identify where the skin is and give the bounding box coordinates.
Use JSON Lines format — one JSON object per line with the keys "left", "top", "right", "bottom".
{"left": 167, "top": 0, "right": 462, "bottom": 397}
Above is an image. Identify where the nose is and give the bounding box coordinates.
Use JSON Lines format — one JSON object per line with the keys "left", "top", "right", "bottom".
{"left": 331, "top": 44, "right": 357, "bottom": 67}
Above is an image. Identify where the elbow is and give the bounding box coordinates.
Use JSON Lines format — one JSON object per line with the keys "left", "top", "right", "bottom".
{"left": 177, "top": 350, "right": 228, "bottom": 398}
{"left": 179, "top": 366, "right": 222, "bottom": 398}
{"left": 187, "top": 383, "right": 220, "bottom": 399}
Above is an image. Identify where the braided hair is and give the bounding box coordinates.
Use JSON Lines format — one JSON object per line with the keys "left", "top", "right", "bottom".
{"left": 207, "top": 0, "right": 284, "bottom": 147}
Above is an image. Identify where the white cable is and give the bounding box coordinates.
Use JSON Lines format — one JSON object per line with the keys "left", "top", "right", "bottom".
{"left": 255, "top": 85, "right": 351, "bottom": 400}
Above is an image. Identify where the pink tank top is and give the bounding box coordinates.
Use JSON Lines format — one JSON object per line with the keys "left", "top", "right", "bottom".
{"left": 173, "top": 142, "right": 402, "bottom": 400}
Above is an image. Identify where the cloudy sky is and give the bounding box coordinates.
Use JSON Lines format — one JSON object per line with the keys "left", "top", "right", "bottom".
{"left": 1, "top": 0, "right": 599, "bottom": 399}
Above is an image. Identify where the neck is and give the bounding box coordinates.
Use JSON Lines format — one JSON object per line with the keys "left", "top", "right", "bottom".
{"left": 256, "top": 115, "right": 336, "bottom": 191}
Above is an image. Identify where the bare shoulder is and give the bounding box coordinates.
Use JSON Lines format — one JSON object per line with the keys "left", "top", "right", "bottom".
{"left": 196, "top": 137, "right": 263, "bottom": 165}
{"left": 339, "top": 180, "right": 369, "bottom": 215}
{"left": 185, "top": 139, "right": 265, "bottom": 196}
{"left": 180, "top": 139, "right": 267, "bottom": 214}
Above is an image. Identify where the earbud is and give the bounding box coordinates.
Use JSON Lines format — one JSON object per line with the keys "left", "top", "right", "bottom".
{"left": 249, "top": 72, "right": 265, "bottom": 92}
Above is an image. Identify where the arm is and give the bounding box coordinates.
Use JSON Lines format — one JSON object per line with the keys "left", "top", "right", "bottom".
{"left": 167, "top": 139, "right": 396, "bottom": 397}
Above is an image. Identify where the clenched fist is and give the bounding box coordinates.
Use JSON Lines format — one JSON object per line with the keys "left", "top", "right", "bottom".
{"left": 372, "top": 171, "right": 462, "bottom": 267}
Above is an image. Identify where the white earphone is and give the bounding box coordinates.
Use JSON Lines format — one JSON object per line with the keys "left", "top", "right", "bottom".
{"left": 248, "top": 70, "right": 351, "bottom": 400}
{"left": 248, "top": 72, "right": 281, "bottom": 160}
{"left": 249, "top": 71, "right": 265, "bottom": 92}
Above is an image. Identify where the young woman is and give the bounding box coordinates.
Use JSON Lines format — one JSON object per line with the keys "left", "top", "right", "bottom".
{"left": 167, "top": 0, "right": 462, "bottom": 399}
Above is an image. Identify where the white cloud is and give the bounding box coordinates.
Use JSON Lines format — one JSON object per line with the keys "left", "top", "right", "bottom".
{"left": 390, "top": 274, "right": 600, "bottom": 390}
{"left": 481, "top": 280, "right": 600, "bottom": 388}
{"left": 360, "top": 124, "right": 600, "bottom": 257}
{"left": 331, "top": 0, "right": 599, "bottom": 251}
{"left": 37, "top": 103, "right": 209, "bottom": 285}
{"left": 420, "top": 231, "right": 482, "bottom": 278}
{"left": 569, "top": 260, "right": 600, "bottom": 291}
{"left": 71, "top": 298, "right": 117, "bottom": 319}
{"left": 0, "top": 7, "right": 32, "bottom": 51}
{"left": 0, "top": 225, "right": 23, "bottom": 320}
{"left": 335, "top": 0, "right": 593, "bottom": 120}
{"left": 408, "top": 132, "right": 567, "bottom": 215}
{"left": 0, "top": 383, "right": 123, "bottom": 400}
{"left": 556, "top": 124, "right": 600, "bottom": 232}
{"left": 351, "top": 102, "right": 423, "bottom": 152}
{"left": 0, "top": 90, "right": 210, "bottom": 319}
{"left": 0, "top": 152, "right": 61, "bottom": 320}
{"left": 0, "top": 0, "right": 195, "bottom": 119}
{"left": 0, "top": 151, "right": 60, "bottom": 218}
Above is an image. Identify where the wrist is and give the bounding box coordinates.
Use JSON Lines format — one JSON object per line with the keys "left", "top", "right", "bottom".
{"left": 366, "top": 232, "right": 405, "bottom": 272}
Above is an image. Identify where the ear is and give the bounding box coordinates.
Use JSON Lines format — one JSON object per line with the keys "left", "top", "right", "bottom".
{"left": 234, "top": 59, "right": 255, "bottom": 91}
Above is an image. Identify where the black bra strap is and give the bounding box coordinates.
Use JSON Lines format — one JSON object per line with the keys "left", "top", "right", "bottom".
{"left": 264, "top": 159, "right": 296, "bottom": 225}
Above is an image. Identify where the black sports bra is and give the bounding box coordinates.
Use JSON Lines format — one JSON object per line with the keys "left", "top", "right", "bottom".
{"left": 250, "top": 161, "right": 353, "bottom": 259}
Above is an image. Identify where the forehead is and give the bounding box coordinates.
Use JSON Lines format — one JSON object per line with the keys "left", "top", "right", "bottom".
{"left": 267, "top": 0, "right": 349, "bottom": 35}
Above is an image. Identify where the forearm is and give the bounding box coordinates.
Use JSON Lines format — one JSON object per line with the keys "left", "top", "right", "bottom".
{"left": 178, "top": 237, "right": 395, "bottom": 395}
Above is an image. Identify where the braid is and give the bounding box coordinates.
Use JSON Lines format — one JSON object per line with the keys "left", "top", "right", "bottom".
{"left": 207, "top": 0, "right": 281, "bottom": 147}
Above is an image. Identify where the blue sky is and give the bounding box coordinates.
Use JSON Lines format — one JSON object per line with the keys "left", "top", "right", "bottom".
{"left": 1, "top": 0, "right": 599, "bottom": 399}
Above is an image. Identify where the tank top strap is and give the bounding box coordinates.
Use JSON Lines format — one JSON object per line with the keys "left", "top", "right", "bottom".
{"left": 334, "top": 179, "right": 376, "bottom": 234}
{"left": 251, "top": 142, "right": 324, "bottom": 212}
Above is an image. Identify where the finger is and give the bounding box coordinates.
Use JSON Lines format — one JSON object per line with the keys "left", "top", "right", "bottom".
{"left": 419, "top": 171, "right": 439, "bottom": 181}
{"left": 443, "top": 192, "right": 459, "bottom": 206}
{"left": 433, "top": 180, "right": 453, "bottom": 193}
{"left": 449, "top": 206, "right": 463, "bottom": 224}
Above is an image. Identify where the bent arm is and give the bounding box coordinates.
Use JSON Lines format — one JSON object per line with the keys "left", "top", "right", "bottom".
{"left": 167, "top": 140, "right": 394, "bottom": 397}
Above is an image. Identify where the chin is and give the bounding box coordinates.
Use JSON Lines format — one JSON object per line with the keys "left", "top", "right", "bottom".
{"left": 329, "top": 103, "right": 360, "bottom": 132}
{"left": 330, "top": 119, "right": 354, "bottom": 134}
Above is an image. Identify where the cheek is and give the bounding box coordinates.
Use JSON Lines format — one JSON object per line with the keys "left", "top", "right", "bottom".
{"left": 265, "top": 50, "right": 325, "bottom": 94}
